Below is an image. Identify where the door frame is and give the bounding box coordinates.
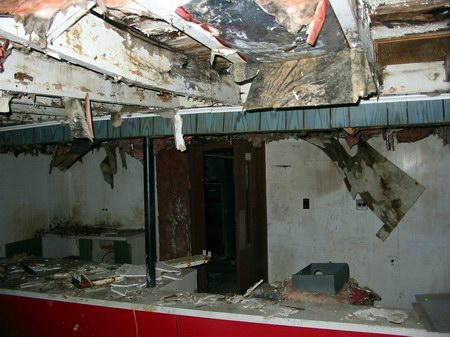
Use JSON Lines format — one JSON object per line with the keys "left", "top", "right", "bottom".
{"left": 188, "top": 139, "right": 268, "bottom": 293}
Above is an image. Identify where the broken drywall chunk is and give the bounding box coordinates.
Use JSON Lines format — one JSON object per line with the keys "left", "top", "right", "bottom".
{"left": 100, "top": 142, "right": 118, "bottom": 188}
{"left": 306, "top": 136, "right": 425, "bottom": 241}
{"left": 0, "top": 92, "right": 12, "bottom": 113}
{"left": 173, "top": 113, "right": 186, "bottom": 152}
{"left": 65, "top": 97, "right": 93, "bottom": 141}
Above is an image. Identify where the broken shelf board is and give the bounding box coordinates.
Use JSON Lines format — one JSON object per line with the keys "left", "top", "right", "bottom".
{"left": 163, "top": 254, "right": 212, "bottom": 268}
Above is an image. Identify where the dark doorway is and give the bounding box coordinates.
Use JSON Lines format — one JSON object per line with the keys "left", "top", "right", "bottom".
{"left": 189, "top": 140, "right": 268, "bottom": 295}
{"left": 204, "top": 149, "right": 236, "bottom": 294}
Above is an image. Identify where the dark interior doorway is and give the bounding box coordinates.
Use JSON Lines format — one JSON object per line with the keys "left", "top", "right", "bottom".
{"left": 204, "top": 149, "right": 236, "bottom": 294}
{"left": 189, "top": 140, "right": 268, "bottom": 295}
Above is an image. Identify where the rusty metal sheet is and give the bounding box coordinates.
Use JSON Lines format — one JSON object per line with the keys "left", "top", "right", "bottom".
{"left": 306, "top": 136, "right": 425, "bottom": 241}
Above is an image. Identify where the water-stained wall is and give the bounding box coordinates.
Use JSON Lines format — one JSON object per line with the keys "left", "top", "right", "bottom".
{"left": 69, "top": 149, "right": 144, "bottom": 229}
{"left": 0, "top": 153, "right": 69, "bottom": 257}
{"left": 266, "top": 135, "right": 450, "bottom": 308}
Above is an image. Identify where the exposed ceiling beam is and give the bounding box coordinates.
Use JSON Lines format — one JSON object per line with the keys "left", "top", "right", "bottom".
{"left": 46, "top": 1, "right": 96, "bottom": 44}
{"left": 0, "top": 49, "right": 181, "bottom": 108}
{"left": 0, "top": 14, "right": 240, "bottom": 105}
{"left": 120, "top": 0, "right": 247, "bottom": 64}
{"left": 329, "top": 0, "right": 360, "bottom": 48}
{"left": 371, "top": 21, "right": 450, "bottom": 40}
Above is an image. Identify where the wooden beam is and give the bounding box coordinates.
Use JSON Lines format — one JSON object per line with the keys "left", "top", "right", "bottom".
{"left": 381, "top": 62, "right": 450, "bottom": 95}
{"left": 370, "top": 0, "right": 450, "bottom": 16}
{"left": 0, "top": 49, "right": 180, "bottom": 108}
{"left": 329, "top": 0, "right": 360, "bottom": 48}
{"left": 125, "top": 0, "right": 246, "bottom": 64}
{"left": 0, "top": 14, "right": 240, "bottom": 105}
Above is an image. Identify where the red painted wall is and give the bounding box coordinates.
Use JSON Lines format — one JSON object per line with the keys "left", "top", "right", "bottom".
{"left": 0, "top": 294, "right": 406, "bottom": 337}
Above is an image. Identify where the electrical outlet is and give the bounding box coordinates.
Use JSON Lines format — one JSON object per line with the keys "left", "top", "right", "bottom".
{"left": 356, "top": 199, "right": 368, "bottom": 210}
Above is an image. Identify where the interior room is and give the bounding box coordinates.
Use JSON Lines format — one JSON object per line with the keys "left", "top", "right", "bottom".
{"left": 0, "top": 0, "right": 449, "bottom": 336}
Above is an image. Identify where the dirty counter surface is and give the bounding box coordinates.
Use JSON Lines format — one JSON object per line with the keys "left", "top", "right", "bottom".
{"left": 0, "top": 258, "right": 439, "bottom": 337}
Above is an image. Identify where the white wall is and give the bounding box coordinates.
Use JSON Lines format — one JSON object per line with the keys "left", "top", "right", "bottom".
{"left": 0, "top": 148, "right": 144, "bottom": 257}
{"left": 0, "top": 153, "right": 69, "bottom": 257}
{"left": 69, "top": 149, "right": 144, "bottom": 229}
{"left": 266, "top": 135, "right": 450, "bottom": 309}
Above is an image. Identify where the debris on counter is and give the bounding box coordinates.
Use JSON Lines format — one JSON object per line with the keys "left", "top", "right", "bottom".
{"left": 240, "top": 298, "right": 266, "bottom": 310}
{"left": 112, "top": 264, "right": 148, "bottom": 298}
{"left": 163, "top": 252, "right": 212, "bottom": 269}
{"left": 350, "top": 308, "right": 408, "bottom": 324}
{"left": 72, "top": 273, "right": 118, "bottom": 289}
{"left": 263, "top": 305, "right": 299, "bottom": 319}
{"left": 243, "top": 279, "right": 264, "bottom": 297}
{"left": 156, "top": 262, "right": 182, "bottom": 282}
{"left": 348, "top": 278, "right": 381, "bottom": 306}
{"left": 281, "top": 278, "right": 381, "bottom": 306}
{"left": 194, "top": 294, "right": 225, "bottom": 307}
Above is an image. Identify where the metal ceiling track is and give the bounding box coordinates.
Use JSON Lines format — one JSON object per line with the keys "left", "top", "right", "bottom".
{"left": 1, "top": 98, "right": 449, "bottom": 146}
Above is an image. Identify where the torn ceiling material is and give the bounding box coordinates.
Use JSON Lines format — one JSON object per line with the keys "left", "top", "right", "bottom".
{"left": 182, "top": 0, "right": 346, "bottom": 62}
{"left": 242, "top": 48, "right": 376, "bottom": 110}
{"left": 64, "top": 97, "right": 93, "bottom": 141}
{"left": 306, "top": 136, "right": 425, "bottom": 241}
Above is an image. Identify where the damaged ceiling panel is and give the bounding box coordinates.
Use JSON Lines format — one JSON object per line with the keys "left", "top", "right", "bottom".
{"left": 367, "top": 0, "right": 450, "bottom": 95}
{"left": 182, "top": 0, "right": 346, "bottom": 62}
{"left": 307, "top": 136, "right": 425, "bottom": 241}
{"left": 243, "top": 48, "right": 376, "bottom": 110}
{"left": 0, "top": 0, "right": 449, "bottom": 129}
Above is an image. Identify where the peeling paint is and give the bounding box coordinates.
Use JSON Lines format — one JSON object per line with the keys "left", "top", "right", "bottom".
{"left": 157, "top": 92, "right": 173, "bottom": 102}
{"left": 14, "top": 72, "right": 33, "bottom": 82}
{"left": 52, "top": 82, "right": 63, "bottom": 90}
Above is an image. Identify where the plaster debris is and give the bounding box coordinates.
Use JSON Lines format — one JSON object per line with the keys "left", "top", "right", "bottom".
{"left": 351, "top": 308, "right": 408, "bottom": 324}
{"left": 156, "top": 261, "right": 197, "bottom": 282}
{"left": 65, "top": 97, "right": 93, "bottom": 142}
{"left": 173, "top": 113, "right": 186, "bottom": 152}
{"left": 0, "top": 93, "right": 12, "bottom": 113}
{"left": 243, "top": 279, "right": 264, "bottom": 297}
{"left": 263, "top": 305, "right": 298, "bottom": 319}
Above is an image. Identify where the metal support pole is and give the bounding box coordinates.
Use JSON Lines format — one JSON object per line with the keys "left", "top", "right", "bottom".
{"left": 143, "top": 137, "right": 156, "bottom": 287}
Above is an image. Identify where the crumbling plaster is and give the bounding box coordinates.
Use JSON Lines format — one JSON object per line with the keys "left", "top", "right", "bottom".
{"left": 266, "top": 135, "right": 450, "bottom": 308}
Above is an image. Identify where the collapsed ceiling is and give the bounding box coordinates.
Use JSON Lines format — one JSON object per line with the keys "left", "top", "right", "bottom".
{"left": 0, "top": 0, "right": 449, "bottom": 128}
